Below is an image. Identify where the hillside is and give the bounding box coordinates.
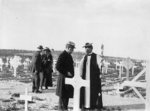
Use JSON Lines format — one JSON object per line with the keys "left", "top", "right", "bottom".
{"left": 0, "top": 49, "right": 143, "bottom": 62}
{"left": 0, "top": 49, "right": 85, "bottom": 60}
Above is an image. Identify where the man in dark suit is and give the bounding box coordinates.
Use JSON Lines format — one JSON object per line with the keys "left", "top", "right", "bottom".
{"left": 56, "top": 41, "right": 75, "bottom": 111}
{"left": 31, "top": 45, "right": 43, "bottom": 93}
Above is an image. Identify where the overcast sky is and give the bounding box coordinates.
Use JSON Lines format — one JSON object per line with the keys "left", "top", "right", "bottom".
{"left": 0, "top": 0, "right": 150, "bottom": 59}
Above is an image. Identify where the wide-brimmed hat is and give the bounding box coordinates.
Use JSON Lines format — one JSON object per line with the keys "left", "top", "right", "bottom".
{"left": 83, "top": 43, "right": 93, "bottom": 48}
{"left": 37, "top": 45, "right": 43, "bottom": 49}
{"left": 66, "top": 41, "right": 75, "bottom": 48}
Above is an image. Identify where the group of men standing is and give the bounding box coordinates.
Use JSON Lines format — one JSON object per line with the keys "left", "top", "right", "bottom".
{"left": 56, "top": 41, "right": 103, "bottom": 111}
{"left": 30, "top": 45, "right": 53, "bottom": 93}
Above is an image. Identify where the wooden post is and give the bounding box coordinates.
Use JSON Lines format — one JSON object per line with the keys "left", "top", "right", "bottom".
{"left": 126, "top": 58, "right": 130, "bottom": 81}
{"left": 14, "top": 66, "right": 17, "bottom": 77}
{"left": 132, "top": 66, "right": 134, "bottom": 76}
{"left": 118, "top": 62, "right": 123, "bottom": 80}
{"left": 146, "top": 60, "right": 150, "bottom": 111}
{"left": 131, "top": 66, "right": 136, "bottom": 76}
{"left": 0, "top": 58, "right": 3, "bottom": 72}
{"left": 115, "top": 61, "right": 120, "bottom": 70}
{"left": 119, "top": 65, "right": 122, "bottom": 79}
{"left": 126, "top": 67, "right": 129, "bottom": 80}
{"left": 103, "top": 61, "right": 109, "bottom": 74}
{"left": 65, "top": 73, "right": 89, "bottom": 111}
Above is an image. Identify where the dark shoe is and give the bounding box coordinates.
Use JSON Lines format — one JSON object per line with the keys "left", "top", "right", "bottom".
{"left": 62, "top": 108, "right": 68, "bottom": 111}
{"left": 35, "top": 90, "right": 42, "bottom": 93}
{"left": 32, "top": 89, "right": 35, "bottom": 93}
{"left": 58, "top": 107, "right": 68, "bottom": 111}
{"left": 45, "top": 86, "right": 48, "bottom": 89}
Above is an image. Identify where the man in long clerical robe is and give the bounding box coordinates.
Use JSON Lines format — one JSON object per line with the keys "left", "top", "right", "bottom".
{"left": 80, "top": 43, "right": 103, "bottom": 110}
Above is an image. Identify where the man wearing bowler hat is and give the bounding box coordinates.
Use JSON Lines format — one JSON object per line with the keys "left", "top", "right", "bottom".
{"left": 80, "top": 43, "right": 103, "bottom": 110}
{"left": 56, "top": 41, "right": 75, "bottom": 111}
{"left": 31, "top": 45, "right": 43, "bottom": 93}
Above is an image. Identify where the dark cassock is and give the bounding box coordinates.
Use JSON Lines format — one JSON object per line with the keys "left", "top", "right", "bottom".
{"left": 80, "top": 53, "right": 103, "bottom": 109}
{"left": 55, "top": 50, "right": 74, "bottom": 109}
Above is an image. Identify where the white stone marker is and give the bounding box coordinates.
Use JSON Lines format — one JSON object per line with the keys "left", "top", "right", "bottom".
{"left": 20, "top": 88, "right": 32, "bottom": 111}
{"left": 9, "top": 56, "right": 21, "bottom": 77}
{"left": 65, "top": 73, "right": 89, "bottom": 111}
{"left": 122, "top": 58, "right": 134, "bottom": 80}
{"left": 131, "top": 65, "right": 137, "bottom": 76}
{"left": 142, "top": 61, "right": 146, "bottom": 68}
{"left": 0, "top": 58, "right": 3, "bottom": 71}
{"left": 103, "top": 60, "right": 110, "bottom": 74}
{"left": 24, "top": 58, "right": 31, "bottom": 68}
{"left": 118, "top": 62, "right": 123, "bottom": 79}
{"left": 115, "top": 61, "right": 120, "bottom": 70}
{"left": 25, "top": 58, "right": 31, "bottom": 63}
{"left": 5, "top": 57, "right": 10, "bottom": 67}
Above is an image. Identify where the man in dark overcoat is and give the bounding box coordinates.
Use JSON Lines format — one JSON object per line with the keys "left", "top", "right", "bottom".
{"left": 31, "top": 45, "right": 43, "bottom": 93}
{"left": 56, "top": 41, "right": 75, "bottom": 111}
{"left": 39, "top": 49, "right": 46, "bottom": 91}
{"left": 80, "top": 43, "right": 103, "bottom": 110}
{"left": 42, "top": 47, "right": 53, "bottom": 89}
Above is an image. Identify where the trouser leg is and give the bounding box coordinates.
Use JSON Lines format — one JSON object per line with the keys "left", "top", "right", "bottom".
{"left": 44, "top": 72, "right": 48, "bottom": 89}
{"left": 32, "top": 77, "right": 35, "bottom": 92}
{"left": 34, "top": 72, "right": 40, "bottom": 92}
{"left": 58, "top": 97, "right": 69, "bottom": 110}
{"left": 62, "top": 97, "right": 69, "bottom": 110}
{"left": 49, "top": 72, "right": 53, "bottom": 87}
{"left": 42, "top": 71, "right": 47, "bottom": 89}
{"left": 39, "top": 72, "right": 44, "bottom": 91}
{"left": 58, "top": 97, "right": 63, "bottom": 110}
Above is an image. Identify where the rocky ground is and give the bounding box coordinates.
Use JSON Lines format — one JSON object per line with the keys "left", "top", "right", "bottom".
{"left": 0, "top": 79, "right": 145, "bottom": 111}
{"left": 0, "top": 69, "right": 146, "bottom": 111}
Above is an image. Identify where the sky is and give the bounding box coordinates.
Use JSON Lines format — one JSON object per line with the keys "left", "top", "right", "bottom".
{"left": 0, "top": 0, "right": 150, "bottom": 60}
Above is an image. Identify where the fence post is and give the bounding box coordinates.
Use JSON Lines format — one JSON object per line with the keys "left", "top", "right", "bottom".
{"left": 146, "top": 60, "right": 150, "bottom": 111}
